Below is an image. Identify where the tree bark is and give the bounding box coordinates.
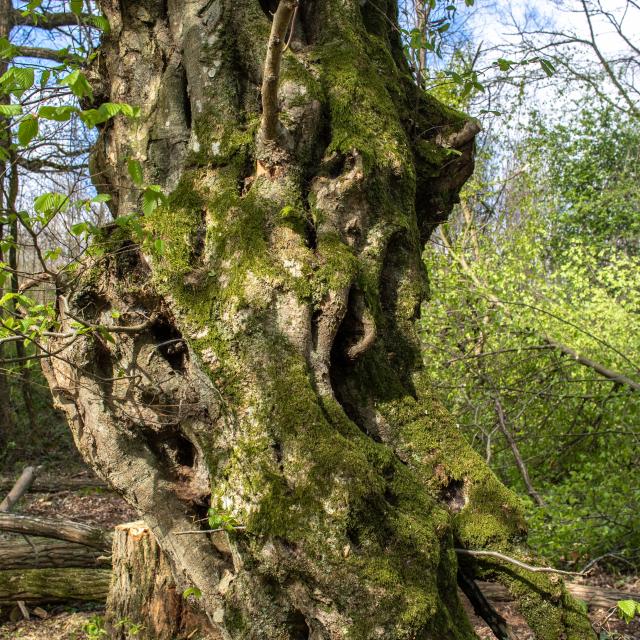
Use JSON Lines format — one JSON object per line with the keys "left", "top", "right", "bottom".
{"left": 477, "top": 581, "right": 640, "bottom": 611}
{"left": 0, "top": 476, "right": 107, "bottom": 493}
{"left": 0, "top": 0, "right": 17, "bottom": 452}
{"left": 41, "top": 0, "right": 595, "bottom": 637}
{"left": 0, "top": 466, "right": 39, "bottom": 512}
{"left": 0, "top": 568, "right": 110, "bottom": 603}
{"left": 106, "top": 521, "right": 217, "bottom": 640}
{"left": 0, "top": 539, "right": 107, "bottom": 570}
{"left": 0, "top": 513, "right": 111, "bottom": 550}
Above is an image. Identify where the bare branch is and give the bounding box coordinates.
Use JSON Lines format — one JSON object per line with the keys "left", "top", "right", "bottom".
{"left": 260, "top": 0, "right": 298, "bottom": 143}
{"left": 455, "top": 548, "right": 584, "bottom": 577}
{"left": 15, "top": 45, "right": 80, "bottom": 63}
{"left": 0, "top": 466, "right": 39, "bottom": 512}
{"left": 546, "top": 339, "right": 640, "bottom": 392}
{"left": 11, "top": 9, "right": 93, "bottom": 30}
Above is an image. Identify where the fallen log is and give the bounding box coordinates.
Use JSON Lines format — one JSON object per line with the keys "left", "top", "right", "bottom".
{"left": 0, "top": 467, "right": 41, "bottom": 624}
{"left": 477, "top": 581, "right": 640, "bottom": 609}
{"left": 0, "top": 539, "right": 108, "bottom": 570}
{"left": 0, "top": 476, "right": 108, "bottom": 494}
{"left": 0, "top": 568, "right": 111, "bottom": 603}
{"left": 0, "top": 513, "right": 111, "bottom": 551}
{"left": 0, "top": 467, "right": 39, "bottom": 512}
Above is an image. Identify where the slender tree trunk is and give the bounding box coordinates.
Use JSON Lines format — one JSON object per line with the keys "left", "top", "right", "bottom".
{"left": 6, "top": 153, "right": 38, "bottom": 434}
{"left": 0, "top": 0, "right": 17, "bottom": 451}
{"left": 493, "top": 398, "right": 545, "bottom": 507}
{"left": 43, "top": 1, "right": 594, "bottom": 637}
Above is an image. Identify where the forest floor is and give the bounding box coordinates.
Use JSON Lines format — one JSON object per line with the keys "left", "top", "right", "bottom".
{"left": 0, "top": 467, "right": 638, "bottom": 640}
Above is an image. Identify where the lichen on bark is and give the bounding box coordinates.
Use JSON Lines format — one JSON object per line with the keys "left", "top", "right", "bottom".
{"left": 42, "top": 0, "right": 595, "bottom": 638}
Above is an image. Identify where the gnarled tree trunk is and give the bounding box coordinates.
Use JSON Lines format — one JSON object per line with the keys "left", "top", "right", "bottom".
{"left": 42, "top": 0, "right": 594, "bottom": 637}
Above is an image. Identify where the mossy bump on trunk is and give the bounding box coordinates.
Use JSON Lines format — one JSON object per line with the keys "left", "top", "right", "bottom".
{"left": 42, "top": 0, "right": 595, "bottom": 637}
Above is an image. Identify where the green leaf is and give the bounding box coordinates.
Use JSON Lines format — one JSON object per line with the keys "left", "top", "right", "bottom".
{"left": 0, "top": 104, "right": 22, "bottom": 116}
{"left": 0, "top": 67, "right": 35, "bottom": 94}
{"left": 0, "top": 292, "right": 33, "bottom": 308}
{"left": 34, "top": 192, "right": 69, "bottom": 217}
{"left": 182, "top": 587, "right": 202, "bottom": 600}
{"left": 117, "top": 103, "right": 140, "bottom": 118}
{"left": 70, "top": 221, "right": 90, "bottom": 236}
{"left": 127, "top": 159, "right": 144, "bottom": 186}
{"left": 39, "top": 69, "right": 51, "bottom": 88}
{"left": 70, "top": 0, "right": 83, "bottom": 15}
{"left": 78, "top": 108, "right": 103, "bottom": 127}
{"left": 79, "top": 102, "right": 139, "bottom": 128}
{"left": 59, "top": 69, "right": 93, "bottom": 100}
{"left": 89, "top": 15, "right": 111, "bottom": 33}
{"left": 496, "top": 58, "right": 514, "bottom": 72}
{"left": 280, "top": 205, "right": 294, "bottom": 218}
{"left": 92, "top": 193, "right": 111, "bottom": 203}
{"left": 44, "top": 247, "right": 62, "bottom": 261}
{"left": 142, "top": 185, "right": 167, "bottom": 216}
{"left": 617, "top": 599, "right": 640, "bottom": 623}
{"left": 38, "top": 105, "right": 76, "bottom": 121}
{"left": 539, "top": 59, "right": 556, "bottom": 78}
{"left": 17, "top": 115, "right": 38, "bottom": 146}
{"left": 0, "top": 37, "right": 17, "bottom": 60}
{"left": 96, "top": 325, "right": 116, "bottom": 344}
{"left": 98, "top": 102, "right": 122, "bottom": 119}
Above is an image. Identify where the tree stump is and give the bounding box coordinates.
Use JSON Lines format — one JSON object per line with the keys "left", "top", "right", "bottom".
{"left": 106, "top": 522, "right": 216, "bottom": 640}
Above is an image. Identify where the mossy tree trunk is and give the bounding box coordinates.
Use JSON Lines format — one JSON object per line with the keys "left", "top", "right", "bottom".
{"left": 42, "top": 0, "right": 594, "bottom": 638}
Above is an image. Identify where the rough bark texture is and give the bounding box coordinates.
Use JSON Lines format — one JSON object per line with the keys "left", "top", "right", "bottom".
{"left": 0, "top": 539, "right": 107, "bottom": 570}
{"left": 0, "top": 568, "right": 110, "bottom": 603}
{"left": 42, "top": 0, "right": 595, "bottom": 638}
{"left": 0, "top": 513, "right": 111, "bottom": 550}
{"left": 106, "top": 521, "right": 216, "bottom": 640}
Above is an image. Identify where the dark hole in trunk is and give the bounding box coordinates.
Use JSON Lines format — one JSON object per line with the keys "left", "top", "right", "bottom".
{"left": 181, "top": 64, "right": 192, "bottom": 129}
{"left": 286, "top": 610, "right": 310, "bottom": 640}
{"left": 151, "top": 319, "right": 187, "bottom": 371}
{"left": 440, "top": 478, "right": 466, "bottom": 513}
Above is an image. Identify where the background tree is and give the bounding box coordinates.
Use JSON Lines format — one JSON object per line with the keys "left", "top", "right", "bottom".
{"left": 0, "top": 0, "right": 108, "bottom": 466}
{"left": 420, "top": 0, "right": 640, "bottom": 575}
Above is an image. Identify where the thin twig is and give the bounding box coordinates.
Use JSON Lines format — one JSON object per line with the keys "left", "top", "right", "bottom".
{"left": 65, "top": 311, "right": 155, "bottom": 334}
{"left": 174, "top": 526, "right": 247, "bottom": 535}
{"left": 455, "top": 548, "right": 584, "bottom": 577}
{"left": 283, "top": 1, "right": 299, "bottom": 52}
